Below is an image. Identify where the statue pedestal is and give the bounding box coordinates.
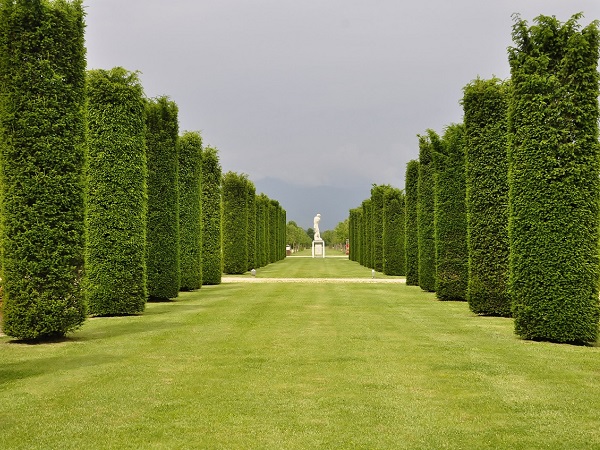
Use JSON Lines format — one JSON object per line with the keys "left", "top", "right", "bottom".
{"left": 312, "top": 239, "right": 325, "bottom": 258}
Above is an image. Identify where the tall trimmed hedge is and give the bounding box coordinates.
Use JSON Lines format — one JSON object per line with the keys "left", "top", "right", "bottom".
{"left": 383, "top": 187, "right": 405, "bottom": 276}
{"left": 268, "top": 200, "right": 279, "bottom": 264}
{"left": 362, "top": 199, "right": 372, "bottom": 268}
{"left": 145, "top": 97, "right": 180, "bottom": 301}
{"left": 349, "top": 207, "right": 362, "bottom": 262}
{"left": 222, "top": 171, "right": 249, "bottom": 274}
{"left": 405, "top": 159, "right": 420, "bottom": 286}
{"left": 508, "top": 15, "right": 600, "bottom": 343}
{"left": 255, "top": 194, "right": 268, "bottom": 268}
{"left": 0, "top": 0, "right": 87, "bottom": 339}
{"left": 85, "top": 67, "right": 147, "bottom": 315}
{"left": 370, "top": 184, "right": 387, "bottom": 272}
{"left": 246, "top": 180, "right": 256, "bottom": 270}
{"left": 201, "top": 146, "right": 222, "bottom": 285}
{"left": 463, "top": 78, "right": 510, "bottom": 316}
{"left": 417, "top": 133, "right": 436, "bottom": 292}
{"left": 178, "top": 131, "right": 203, "bottom": 291}
{"left": 433, "top": 124, "right": 467, "bottom": 300}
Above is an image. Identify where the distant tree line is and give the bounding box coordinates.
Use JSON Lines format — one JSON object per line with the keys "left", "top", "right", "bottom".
{"left": 349, "top": 14, "right": 600, "bottom": 344}
{"left": 0, "top": 0, "right": 286, "bottom": 340}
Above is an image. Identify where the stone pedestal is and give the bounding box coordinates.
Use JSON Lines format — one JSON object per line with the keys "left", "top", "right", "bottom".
{"left": 312, "top": 239, "right": 325, "bottom": 258}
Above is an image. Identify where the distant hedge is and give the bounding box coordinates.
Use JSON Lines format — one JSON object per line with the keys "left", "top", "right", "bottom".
{"left": 370, "top": 185, "right": 386, "bottom": 272}
{"left": 508, "top": 15, "right": 600, "bottom": 343}
{"left": 246, "top": 180, "right": 256, "bottom": 270}
{"left": 85, "top": 67, "right": 147, "bottom": 315}
{"left": 349, "top": 207, "right": 362, "bottom": 262}
{"left": 178, "top": 131, "right": 203, "bottom": 291}
{"left": 145, "top": 97, "right": 180, "bottom": 301}
{"left": 417, "top": 133, "right": 436, "bottom": 292}
{"left": 268, "top": 200, "right": 279, "bottom": 264}
{"left": 255, "top": 194, "right": 268, "bottom": 268}
{"left": 383, "top": 187, "right": 405, "bottom": 276}
{"left": 0, "top": 0, "right": 87, "bottom": 339}
{"left": 362, "top": 199, "right": 372, "bottom": 268}
{"left": 201, "top": 146, "right": 222, "bottom": 285}
{"left": 222, "top": 171, "right": 249, "bottom": 275}
{"left": 463, "top": 78, "right": 510, "bottom": 315}
{"left": 433, "top": 124, "right": 467, "bottom": 300}
{"left": 404, "top": 159, "right": 419, "bottom": 286}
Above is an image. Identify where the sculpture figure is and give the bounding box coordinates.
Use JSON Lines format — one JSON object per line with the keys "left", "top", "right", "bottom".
{"left": 313, "top": 213, "right": 321, "bottom": 240}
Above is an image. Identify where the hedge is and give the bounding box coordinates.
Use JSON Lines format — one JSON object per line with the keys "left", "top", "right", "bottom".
{"left": 0, "top": 0, "right": 87, "bottom": 339}
{"left": 462, "top": 78, "right": 510, "bottom": 315}
{"left": 508, "top": 14, "right": 600, "bottom": 343}
{"left": 85, "top": 67, "right": 147, "bottom": 315}
{"left": 201, "top": 146, "right": 222, "bottom": 284}
{"left": 349, "top": 208, "right": 362, "bottom": 262}
{"left": 268, "top": 200, "right": 280, "bottom": 264}
{"left": 222, "top": 172, "right": 249, "bottom": 274}
{"left": 145, "top": 97, "right": 180, "bottom": 301}
{"left": 178, "top": 131, "right": 203, "bottom": 291}
{"left": 362, "top": 199, "right": 372, "bottom": 268}
{"left": 383, "top": 187, "right": 405, "bottom": 276}
{"left": 417, "top": 133, "right": 436, "bottom": 292}
{"left": 405, "top": 159, "right": 420, "bottom": 286}
{"left": 255, "top": 194, "right": 268, "bottom": 268}
{"left": 433, "top": 124, "right": 467, "bottom": 300}
{"left": 370, "top": 184, "right": 387, "bottom": 272}
{"left": 246, "top": 180, "right": 256, "bottom": 270}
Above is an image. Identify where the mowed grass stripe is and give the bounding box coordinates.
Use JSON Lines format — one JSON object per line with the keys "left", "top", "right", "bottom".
{"left": 1, "top": 277, "right": 599, "bottom": 448}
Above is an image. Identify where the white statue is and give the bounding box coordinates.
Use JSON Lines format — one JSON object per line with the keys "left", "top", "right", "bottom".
{"left": 313, "top": 213, "right": 321, "bottom": 240}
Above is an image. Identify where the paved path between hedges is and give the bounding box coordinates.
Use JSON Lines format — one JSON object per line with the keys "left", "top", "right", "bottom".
{"left": 221, "top": 277, "right": 406, "bottom": 284}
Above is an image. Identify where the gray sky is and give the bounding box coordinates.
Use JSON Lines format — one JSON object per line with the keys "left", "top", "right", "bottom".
{"left": 83, "top": 1, "right": 600, "bottom": 230}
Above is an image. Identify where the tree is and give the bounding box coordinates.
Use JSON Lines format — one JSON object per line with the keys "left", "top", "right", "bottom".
{"left": 201, "top": 146, "right": 222, "bottom": 284}
{"left": 0, "top": 0, "right": 87, "bottom": 338}
{"left": 178, "top": 131, "right": 203, "bottom": 291}
{"left": 508, "top": 14, "right": 600, "bottom": 343}
{"left": 85, "top": 67, "right": 147, "bottom": 315}
{"left": 145, "top": 96, "right": 180, "bottom": 301}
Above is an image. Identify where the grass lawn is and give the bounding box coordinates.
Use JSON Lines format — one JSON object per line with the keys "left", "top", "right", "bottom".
{"left": 1, "top": 257, "right": 599, "bottom": 449}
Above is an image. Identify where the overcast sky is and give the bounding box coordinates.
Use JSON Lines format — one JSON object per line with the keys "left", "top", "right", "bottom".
{"left": 83, "top": 1, "right": 600, "bottom": 230}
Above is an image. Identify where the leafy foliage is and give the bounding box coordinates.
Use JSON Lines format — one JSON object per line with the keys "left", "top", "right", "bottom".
{"left": 85, "top": 67, "right": 147, "bottom": 315}
{"left": 405, "top": 160, "right": 420, "bottom": 286}
{"left": 463, "top": 78, "right": 511, "bottom": 316}
{"left": 433, "top": 124, "right": 467, "bottom": 300}
{"left": 201, "top": 146, "right": 222, "bottom": 284}
{"left": 246, "top": 180, "right": 256, "bottom": 270}
{"left": 508, "top": 14, "right": 600, "bottom": 343}
{"left": 0, "top": 0, "right": 87, "bottom": 338}
{"left": 383, "top": 187, "right": 405, "bottom": 276}
{"left": 178, "top": 131, "right": 203, "bottom": 291}
{"left": 370, "top": 185, "right": 387, "bottom": 272}
{"left": 222, "top": 171, "right": 249, "bottom": 275}
{"left": 417, "top": 133, "right": 436, "bottom": 292}
{"left": 145, "top": 97, "right": 180, "bottom": 300}
{"left": 361, "top": 199, "right": 372, "bottom": 268}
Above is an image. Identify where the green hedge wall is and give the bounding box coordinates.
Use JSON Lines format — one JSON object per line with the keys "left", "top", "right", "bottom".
{"left": 362, "top": 199, "right": 372, "bottom": 269}
{"left": 145, "top": 97, "right": 180, "bottom": 301}
{"left": 255, "top": 194, "right": 268, "bottom": 268}
{"left": 349, "top": 208, "right": 362, "bottom": 262}
{"left": 370, "top": 185, "right": 386, "bottom": 272}
{"left": 268, "top": 200, "right": 279, "bottom": 264}
{"left": 508, "top": 15, "right": 600, "bottom": 343}
{"left": 246, "top": 180, "right": 256, "bottom": 270}
{"left": 417, "top": 133, "right": 436, "bottom": 292}
{"left": 201, "top": 146, "right": 222, "bottom": 285}
{"left": 222, "top": 171, "right": 249, "bottom": 274}
{"left": 433, "top": 124, "right": 467, "bottom": 300}
{"left": 405, "top": 159, "right": 420, "bottom": 286}
{"left": 178, "top": 131, "right": 203, "bottom": 291}
{"left": 383, "top": 187, "right": 405, "bottom": 276}
{"left": 0, "top": 0, "right": 87, "bottom": 339}
{"left": 85, "top": 68, "right": 147, "bottom": 315}
{"left": 463, "top": 78, "right": 510, "bottom": 316}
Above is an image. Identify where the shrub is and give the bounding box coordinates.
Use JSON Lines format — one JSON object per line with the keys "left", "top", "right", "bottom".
{"left": 222, "top": 172, "right": 249, "bottom": 274}
{"left": 383, "top": 188, "right": 405, "bottom": 276}
{"left": 0, "top": 0, "right": 87, "bottom": 339}
{"left": 246, "top": 180, "right": 256, "bottom": 270}
{"left": 85, "top": 67, "right": 147, "bottom": 315}
{"left": 508, "top": 14, "right": 600, "bottom": 343}
{"left": 201, "top": 147, "right": 222, "bottom": 284}
{"left": 417, "top": 133, "right": 436, "bottom": 292}
{"left": 255, "top": 194, "right": 268, "bottom": 268}
{"left": 178, "top": 131, "right": 203, "bottom": 291}
{"left": 463, "top": 78, "right": 510, "bottom": 315}
{"left": 145, "top": 97, "right": 180, "bottom": 301}
{"left": 405, "top": 160, "right": 420, "bottom": 286}
{"left": 362, "top": 199, "right": 372, "bottom": 269}
{"left": 370, "top": 184, "right": 387, "bottom": 272}
{"left": 433, "top": 124, "right": 467, "bottom": 300}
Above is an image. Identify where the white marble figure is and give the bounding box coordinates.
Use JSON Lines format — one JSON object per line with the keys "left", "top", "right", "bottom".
{"left": 313, "top": 213, "right": 321, "bottom": 241}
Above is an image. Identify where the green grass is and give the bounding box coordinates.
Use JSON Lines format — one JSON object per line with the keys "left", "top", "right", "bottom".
{"left": 1, "top": 259, "right": 599, "bottom": 449}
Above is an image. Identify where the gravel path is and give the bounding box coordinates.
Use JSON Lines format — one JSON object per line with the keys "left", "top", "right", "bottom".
{"left": 221, "top": 277, "right": 406, "bottom": 284}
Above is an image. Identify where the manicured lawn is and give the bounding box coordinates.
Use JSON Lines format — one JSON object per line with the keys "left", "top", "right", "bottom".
{"left": 1, "top": 258, "right": 599, "bottom": 449}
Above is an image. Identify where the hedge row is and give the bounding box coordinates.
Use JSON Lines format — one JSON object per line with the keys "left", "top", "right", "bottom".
{"left": 508, "top": 15, "right": 600, "bottom": 343}
{"left": 433, "top": 124, "right": 467, "bottom": 301}
{"left": 201, "top": 146, "right": 222, "bottom": 285}
{"left": 0, "top": 0, "right": 87, "bottom": 339}
{"left": 85, "top": 68, "right": 147, "bottom": 315}
{"left": 178, "top": 131, "right": 203, "bottom": 291}
{"left": 383, "top": 187, "right": 405, "bottom": 276}
{"left": 417, "top": 132, "right": 436, "bottom": 292}
{"left": 222, "top": 172, "right": 249, "bottom": 274}
{"left": 462, "top": 78, "right": 510, "bottom": 316}
{"left": 404, "top": 160, "right": 420, "bottom": 286}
